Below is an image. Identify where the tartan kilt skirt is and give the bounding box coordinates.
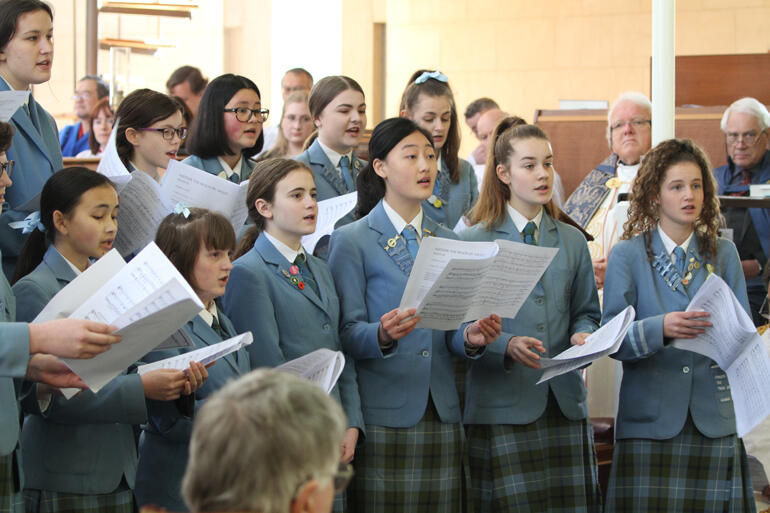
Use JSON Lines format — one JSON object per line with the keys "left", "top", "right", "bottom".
{"left": 23, "top": 486, "right": 134, "bottom": 513}
{"left": 347, "top": 395, "right": 468, "bottom": 513}
{"left": 606, "top": 414, "right": 755, "bottom": 513}
{"left": 466, "top": 392, "right": 602, "bottom": 513}
{"left": 0, "top": 454, "right": 23, "bottom": 513}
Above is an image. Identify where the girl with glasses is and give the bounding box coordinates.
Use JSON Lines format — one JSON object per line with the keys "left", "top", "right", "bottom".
{"left": 184, "top": 74, "right": 265, "bottom": 184}
{"left": 115, "top": 89, "right": 186, "bottom": 182}
{"left": 258, "top": 91, "right": 313, "bottom": 160}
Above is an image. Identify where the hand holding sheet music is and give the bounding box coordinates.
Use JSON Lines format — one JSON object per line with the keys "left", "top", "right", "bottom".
{"left": 275, "top": 349, "right": 345, "bottom": 394}
{"left": 137, "top": 332, "right": 253, "bottom": 375}
{"left": 398, "top": 237, "right": 558, "bottom": 330}
{"left": 537, "top": 306, "right": 635, "bottom": 384}
{"left": 672, "top": 273, "right": 770, "bottom": 437}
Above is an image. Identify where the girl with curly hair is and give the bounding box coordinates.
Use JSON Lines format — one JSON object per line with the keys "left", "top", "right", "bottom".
{"left": 602, "top": 138, "right": 755, "bottom": 512}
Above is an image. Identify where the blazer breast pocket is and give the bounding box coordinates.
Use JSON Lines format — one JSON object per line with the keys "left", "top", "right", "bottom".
{"left": 549, "top": 269, "right": 573, "bottom": 313}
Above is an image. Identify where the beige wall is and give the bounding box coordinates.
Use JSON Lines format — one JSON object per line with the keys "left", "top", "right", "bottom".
{"left": 383, "top": 0, "right": 770, "bottom": 157}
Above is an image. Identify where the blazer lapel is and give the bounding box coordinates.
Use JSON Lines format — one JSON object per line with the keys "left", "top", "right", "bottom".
{"left": 368, "top": 202, "right": 414, "bottom": 276}
{"left": 11, "top": 99, "right": 54, "bottom": 168}
{"left": 43, "top": 246, "right": 78, "bottom": 286}
{"left": 189, "top": 315, "right": 241, "bottom": 375}
{"left": 309, "top": 141, "right": 348, "bottom": 196}
{"left": 649, "top": 230, "right": 689, "bottom": 298}
{"left": 254, "top": 233, "right": 326, "bottom": 311}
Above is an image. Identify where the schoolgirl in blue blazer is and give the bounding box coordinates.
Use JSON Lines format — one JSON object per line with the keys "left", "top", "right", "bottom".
{"left": 459, "top": 121, "right": 601, "bottom": 513}
{"left": 135, "top": 208, "right": 249, "bottom": 512}
{"left": 183, "top": 74, "right": 264, "bottom": 184}
{"left": 400, "top": 70, "right": 478, "bottom": 229}
{"left": 327, "top": 118, "right": 500, "bottom": 513}
{"left": 0, "top": 1, "right": 63, "bottom": 279}
{"left": 11, "top": 168, "right": 201, "bottom": 513}
{"left": 602, "top": 139, "right": 754, "bottom": 512}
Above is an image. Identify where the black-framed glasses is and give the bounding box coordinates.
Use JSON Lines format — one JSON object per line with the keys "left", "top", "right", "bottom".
{"left": 139, "top": 127, "right": 188, "bottom": 141}
{"left": 610, "top": 118, "right": 652, "bottom": 132}
{"left": 725, "top": 130, "right": 764, "bottom": 146}
{"left": 224, "top": 107, "right": 269, "bottom": 123}
{"left": 0, "top": 160, "right": 14, "bottom": 178}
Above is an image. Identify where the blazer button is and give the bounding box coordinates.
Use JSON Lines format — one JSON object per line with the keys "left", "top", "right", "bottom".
{"left": 535, "top": 297, "right": 544, "bottom": 305}
{"left": 682, "top": 366, "right": 690, "bottom": 374}
{"left": 421, "top": 350, "right": 430, "bottom": 357}
{"left": 322, "top": 323, "right": 330, "bottom": 330}
{"left": 537, "top": 323, "right": 545, "bottom": 332}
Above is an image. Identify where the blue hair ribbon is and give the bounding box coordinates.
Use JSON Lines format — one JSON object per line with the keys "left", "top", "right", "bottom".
{"left": 414, "top": 70, "right": 448, "bottom": 84}
{"left": 9, "top": 211, "right": 45, "bottom": 234}
{"left": 174, "top": 202, "right": 191, "bottom": 218}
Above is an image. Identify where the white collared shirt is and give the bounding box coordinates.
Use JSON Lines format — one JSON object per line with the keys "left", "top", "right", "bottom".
{"left": 506, "top": 204, "right": 544, "bottom": 244}
{"left": 0, "top": 75, "right": 30, "bottom": 107}
{"left": 317, "top": 139, "right": 353, "bottom": 173}
{"left": 383, "top": 200, "right": 424, "bottom": 241}
{"left": 197, "top": 300, "right": 220, "bottom": 326}
{"left": 217, "top": 156, "right": 243, "bottom": 180}
{"left": 657, "top": 224, "right": 694, "bottom": 265}
{"left": 263, "top": 231, "right": 306, "bottom": 263}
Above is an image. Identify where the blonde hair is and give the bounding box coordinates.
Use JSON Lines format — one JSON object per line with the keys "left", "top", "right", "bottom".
{"left": 259, "top": 90, "right": 310, "bottom": 160}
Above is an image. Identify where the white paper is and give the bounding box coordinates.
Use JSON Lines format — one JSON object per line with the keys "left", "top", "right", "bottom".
{"left": 113, "top": 170, "right": 174, "bottom": 257}
{"left": 672, "top": 274, "right": 770, "bottom": 437}
{"left": 301, "top": 192, "right": 357, "bottom": 253}
{"left": 161, "top": 160, "right": 250, "bottom": 234}
{"left": 95, "top": 121, "right": 132, "bottom": 190}
{"left": 275, "top": 348, "right": 345, "bottom": 394}
{"left": 0, "top": 91, "right": 29, "bottom": 122}
{"left": 453, "top": 216, "right": 469, "bottom": 233}
{"left": 399, "top": 238, "right": 558, "bottom": 330}
{"left": 137, "top": 332, "right": 253, "bottom": 375}
{"left": 537, "top": 305, "right": 635, "bottom": 384}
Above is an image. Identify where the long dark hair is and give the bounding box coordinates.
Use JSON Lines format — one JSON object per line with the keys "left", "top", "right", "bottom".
{"left": 400, "top": 69, "right": 461, "bottom": 183}
{"left": 234, "top": 158, "right": 314, "bottom": 259}
{"left": 355, "top": 117, "right": 434, "bottom": 219}
{"left": 13, "top": 168, "right": 115, "bottom": 283}
{"left": 115, "top": 89, "right": 183, "bottom": 168}
{"left": 0, "top": 0, "right": 53, "bottom": 51}
{"left": 186, "top": 74, "right": 264, "bottom": 159}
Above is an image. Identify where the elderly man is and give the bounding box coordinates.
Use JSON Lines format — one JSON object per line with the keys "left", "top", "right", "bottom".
{"left": 714, "top": 97, "right": 770, "bottom": 326}
{"left": 564, "top": 91, "right": 652, "bottom": 288}
{"left": 261, "top": 68, "right": 314, "bottom": 155}
{"left": 181, "top": 370, "right": 349, "bottom": 513}
{"left": 58, "top": 75, "right": 108, "bottom": 157}
{"left": 166, "top": 66, "right": 208, "bottom": 117}
{"left": 464, "top": 97, "right": 499, "bottom": 168}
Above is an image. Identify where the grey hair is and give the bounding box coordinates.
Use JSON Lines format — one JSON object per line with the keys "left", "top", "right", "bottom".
{"left": 181, "top": 369, "right": 347, "bottom": 513}
{"left": 605, "top": 91, "right": 652, "bottom": 147}
{"left": 720, "top": 97, "right": 770, "bottom": 132}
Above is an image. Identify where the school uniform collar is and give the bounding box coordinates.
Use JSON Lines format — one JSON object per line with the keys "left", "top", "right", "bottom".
{"left": 0, "top": 75, "right": 30, "bottom": 106}
{"left": 317, "top": 139, "right": 353, "bottom": 170}
{"left": 368, "top": 200, "right": 438, "bottom": 276}
{"left": 188, "top": 313, "right": 243, "bottom": 374}
{"left": 650, "top": 229, "right": 705, "bottom": 295}
{"left": 657, "top": 224, "right": 693, "bottom": 263}
{"left": 216, "top": 155, "right": 242, "bottom": 179}
{"left": 197, "top": 300, "right": 220, "bottom": 326}
{"left": 506, "top": 204, "right": 543, "bottom": 233}
{"left": 45, "top": 245, "right": 80, "bottom": 282}
{"left": 382, "top": 199, "right": 423, "bottom": 240}
{"left": 262, "top": 231, "right": 305, "bottom": 263}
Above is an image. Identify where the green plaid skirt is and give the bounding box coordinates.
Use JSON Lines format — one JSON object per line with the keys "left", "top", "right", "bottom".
{"left": 23, "top": 486, "right": 134, "bottom": 513}
{"left": 467, "top": 393, "right": 601, "bottom": 513}
{"left": 348, "top": 396, "right": 467, "bottom": 513}
{"left": 0, "top": 454, "right": 23, "bottom": 513}
{"left": 606, "top": 415, "right": 755, "bottom": 513}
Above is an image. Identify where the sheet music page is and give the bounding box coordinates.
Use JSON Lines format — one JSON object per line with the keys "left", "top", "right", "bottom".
{"left": 302, "top": 192, "right": 357, "bottom": 253}
{"left": 33, "top": 249, "right": 126, "bottom": 322}
{"left": 161, "top": 160, "right": 250, "bottom": 233}
{"left": 399, "top": 237, "right": 499, "bottom": 314}
{"left": 275, "top": 348, "right": 345, "bottom": 394}
{"left": 137, "top": 332, "right": 253, "bottom": 374}
{"left": 95, "top": 122, "right": 132, "bottom": 190}
{"left": 153, "top": 328, "right": 195, "bottom": 350}
{"left": 0, "top": 90, "right": 29, "bottom": 121}
{"left": 537, "top": 305, "right": 635, "bottom": 384}
{"left": 113, "top": 171, "right": 174, "bottom": 257}
{"left": 672, "top": 273, "right": 770, "bottom": 437}
{"left": 61, "top": 278, "right": 203, "bottom": 397}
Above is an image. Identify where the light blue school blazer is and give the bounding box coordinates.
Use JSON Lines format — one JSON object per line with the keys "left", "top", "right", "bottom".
{"left": 459, "top": 212, "right": 600, "bottom": 425}
{"left": 221, "top": 232, "right": 364, "bottom": 431}
{"left": 0, "top": 82, "right": 63, "bottom": 279}
{"left": 181, "top": 154, "right": 257, "bottom": 184}
{"left": 135, "top": 308, "right": 249, "bottom": 512}
{"left": 602, "top": 231, "right": 749, "bottom": 440}
{"left": 13, "top": 246, "right": 147, "bottom": 494}
{"left": 422, "top": 157, "right": 478, "bottom": 230}
{"left": 0, "top": 249, "right": 31, "bottom": 492}
{"left": 327, "top": 200, "right": 478, "bottom": 428}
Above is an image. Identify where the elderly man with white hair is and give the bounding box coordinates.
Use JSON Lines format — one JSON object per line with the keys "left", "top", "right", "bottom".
{"left": 713, "top": 97, "right": 770, "bottom": 326}
{"left": 564, "top": 91, "right": 653, "bottom": 289}
{"left": 181, "top": 369, "right": 351, "bottom": 513}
